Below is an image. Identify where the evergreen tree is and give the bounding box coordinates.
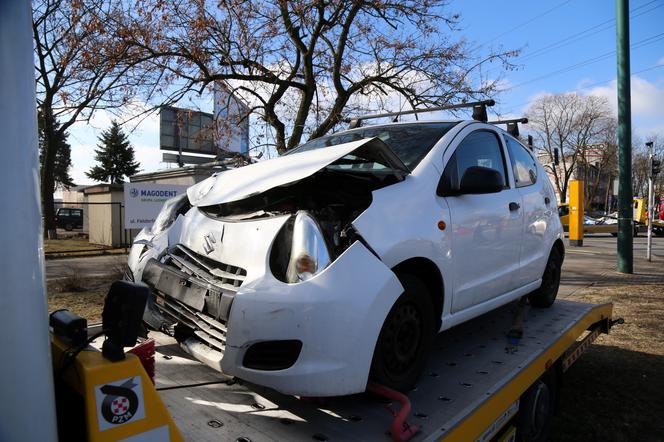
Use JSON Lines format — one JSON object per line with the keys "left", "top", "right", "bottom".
{"left": 38, "top": 115, "right": 74, "bottom": 189}
{"left": 86, "top": 121, "right": 140, "bottom": 184}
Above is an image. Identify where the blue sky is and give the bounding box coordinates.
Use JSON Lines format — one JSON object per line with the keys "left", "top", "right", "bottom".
{"left": 461, "top": 0, "right": 664, "bottom": 119}
{"left": 66, "top": 0, "right": 664, "bottom": 185}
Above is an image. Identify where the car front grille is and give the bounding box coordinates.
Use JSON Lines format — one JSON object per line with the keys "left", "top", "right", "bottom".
{"left": 163, "top": 244, "right": 247, "bottom": 292}
{"left": 144, "top": 244, "right": 248, "bottom": 351}
{"left": 155, "top": 294, "right": 228, "bottom": 351}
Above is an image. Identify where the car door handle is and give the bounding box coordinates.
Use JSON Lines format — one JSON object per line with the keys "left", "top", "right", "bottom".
{"left": 509, "top": 202, "right": 520, "bottom": 211}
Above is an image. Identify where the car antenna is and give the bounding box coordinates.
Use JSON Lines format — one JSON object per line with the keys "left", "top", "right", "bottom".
{"left": 347, "top": 99, "right": 496, "bottom": 129}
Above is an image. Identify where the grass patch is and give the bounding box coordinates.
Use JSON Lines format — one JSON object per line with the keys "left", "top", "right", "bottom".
{"left": 44, "top": 237, "right": 107, "bottom": 253}
{"left": 553, "top": 283, "right": 664, "bottom": 441}
{"left": 44, "top": 237, "right": 126, "bottom": 258}
{"left": 48, "top": 286, "right": 107, "bottom": 323}
{"left": 47, "top": 259, "right": 127, "bottom": 322}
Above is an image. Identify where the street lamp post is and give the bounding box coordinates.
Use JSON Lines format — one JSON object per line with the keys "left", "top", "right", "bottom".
{"left": 616, "top": 0, "right": 633, "bottom": 273}
{"left": 646, "top": 141, "right": 654, "bottom": 262}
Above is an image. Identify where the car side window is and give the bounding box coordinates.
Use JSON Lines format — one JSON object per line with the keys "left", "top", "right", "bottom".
{"left": 504, "top": 135, "right": 537, "bottom": 187}
{"left": 59, "top": 209, "right": 70, "bottom": 216}
{"left": 442, "top": 130, "right": 508, "bottom": 191}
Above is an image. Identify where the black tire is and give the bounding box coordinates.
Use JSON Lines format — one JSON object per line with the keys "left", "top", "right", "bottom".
{"left": 370, "top": 274, "right": 435, "bottom": 392}
{"left": 64, "top": 223, "right": 73, "bottom": 231}
{"left": 528, "top": 248, "right": 562, "bottom": 308}
{"left": 611, "top": 232, "right": 617, "bottom": 237}
{"left": 516, "top": 370, "right": 557, "bottom": 442}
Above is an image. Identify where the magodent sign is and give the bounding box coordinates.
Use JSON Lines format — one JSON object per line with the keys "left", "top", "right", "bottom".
{"left": 124, "top": 183, "right": 189, "bottom": 229}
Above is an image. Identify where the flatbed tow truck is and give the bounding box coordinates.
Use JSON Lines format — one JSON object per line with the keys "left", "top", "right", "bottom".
{"left": 84, "top": 298, "right": 617, "bottom": 442}
{"left": 0, "top": 4, "right": 625, "bottom": 440}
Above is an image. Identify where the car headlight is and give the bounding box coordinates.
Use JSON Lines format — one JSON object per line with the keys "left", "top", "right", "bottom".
{"left": 271, "top": 211, "right": 331, "bottom": 283}
{"left": 151, "top": 193, "right": 190, "bottom": 235}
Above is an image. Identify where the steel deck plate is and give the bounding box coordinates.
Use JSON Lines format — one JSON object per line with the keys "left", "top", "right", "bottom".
{"left": 118, "top": 300, "right": 600, "bottom": 441}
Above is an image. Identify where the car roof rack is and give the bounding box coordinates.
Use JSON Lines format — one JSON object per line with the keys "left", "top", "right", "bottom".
{"left": 488, "top": 117, "right": 528, "bottom": 138}
{"left": 347, "top": 99, "right": 496, "bottom": 129}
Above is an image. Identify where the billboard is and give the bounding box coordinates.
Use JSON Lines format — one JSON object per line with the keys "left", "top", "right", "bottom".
{"left": 124, "top": 183, "right": 189, "bottom": 229}
{"left": 159, "top": 106, "right": 216, "bottom": 155}
{"left": 213, "top": 81, "right": 250, "bottom": 154}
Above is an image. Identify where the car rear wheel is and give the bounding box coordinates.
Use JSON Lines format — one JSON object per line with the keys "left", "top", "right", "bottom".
{"left": 64, "top": 223, "right": 73, "bottom": 231}
{"left": 528, "top": 248, "right": 562, "bottom": 308}
{"left": 370, "top": 274, "right": 435, "bottom": 392}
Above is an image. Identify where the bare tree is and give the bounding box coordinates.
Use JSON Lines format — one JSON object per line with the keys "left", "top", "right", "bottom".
{"left": 578, "top": 119, "right": 617, "bottom": 210}
{"left": 116, "top": 0, "right": 517, "bottom": 154}
{"left": 526, "top": 93, "right": 613, "bottom": 203}
{"left": 33, "top": 0, "right": 158, "bottom": 238}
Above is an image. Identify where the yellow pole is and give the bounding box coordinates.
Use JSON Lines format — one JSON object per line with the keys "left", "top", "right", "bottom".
{"left": 569, "top": 180, "right": 584, "bottom": 246}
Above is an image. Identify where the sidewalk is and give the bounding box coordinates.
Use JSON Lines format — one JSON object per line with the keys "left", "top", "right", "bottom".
{"left": 45, "top": 254, "right": 128, "bottom": 281}
{"left": 560, "top": 236, "right": 664, "bottom": 298}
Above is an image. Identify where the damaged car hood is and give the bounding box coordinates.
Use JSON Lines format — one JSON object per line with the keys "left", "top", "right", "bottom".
{"left": 188, "top": 137, "right": 409, "bottom": 207}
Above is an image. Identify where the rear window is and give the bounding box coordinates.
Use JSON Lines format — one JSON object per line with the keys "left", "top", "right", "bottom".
{"left": 288, "top": 122, "right": 459, "bottom": 170}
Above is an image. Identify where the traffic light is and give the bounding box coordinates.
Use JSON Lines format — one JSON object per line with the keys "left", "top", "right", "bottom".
{"left": 652, "top": 157, "right": 661, "bottom": 177}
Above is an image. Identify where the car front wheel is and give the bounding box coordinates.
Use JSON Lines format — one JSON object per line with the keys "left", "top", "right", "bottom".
{"left": 529, "top": 248, "right": 562, "bottom": 308}
{"left": 369, "top": 274, "right": 435, "bottom": 392}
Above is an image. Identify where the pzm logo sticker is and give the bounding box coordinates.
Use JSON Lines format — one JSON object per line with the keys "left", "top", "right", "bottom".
{"left": 95, "top": 377, "right": 145, "bottom": 431}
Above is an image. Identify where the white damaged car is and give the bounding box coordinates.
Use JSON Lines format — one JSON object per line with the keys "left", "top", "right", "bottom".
{"left": 127, "top": 120, "right": 564, "bottom": 396}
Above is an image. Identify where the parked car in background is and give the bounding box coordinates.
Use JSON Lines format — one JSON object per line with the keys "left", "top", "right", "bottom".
{"left": 128, "top": 119, "right": 565, "bottom": 396}
{"left": 55, "top": 207, "right": 83, "bottom": 231}
{"left": 558, "top": 202, "right": 639, "bottom": 236}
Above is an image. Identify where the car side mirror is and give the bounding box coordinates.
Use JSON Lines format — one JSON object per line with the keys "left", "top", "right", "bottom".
{"left": 458, "top": 166, "right": 504, "bottom": 194}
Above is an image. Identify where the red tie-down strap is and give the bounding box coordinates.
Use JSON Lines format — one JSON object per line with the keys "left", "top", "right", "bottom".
{"left": 366, "top": 382, "right": 420, "bottom": 442}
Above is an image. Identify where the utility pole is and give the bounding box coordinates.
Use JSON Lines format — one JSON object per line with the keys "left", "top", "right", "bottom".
{"left": 0, "top": 0, "right": 58, "bottom": 439}
{"left": 616, "top": 0, "right": 633, "bottom": 273}
{"left": 646, "top": 141, "right": 654, "bottom": 262}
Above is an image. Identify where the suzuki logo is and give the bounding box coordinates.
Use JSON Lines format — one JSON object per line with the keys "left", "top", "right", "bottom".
{"left": 203, "top": 233, "right": 216, "bottom": 254}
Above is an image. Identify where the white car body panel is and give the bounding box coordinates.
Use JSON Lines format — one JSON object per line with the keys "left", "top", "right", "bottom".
{"left": 177, "top": 209, "right": 290, "bottom": 281}
{"left": 353, "top": 123, "right": 562, "bottom": 333}
{"left": 352, "top": 165, "right": 454, "bottom": 328}
{"left": 222, "top": 241, "right": 403, "bottom": 396}
{"left": 128, "top": 119, "right": 565, "bottom": 397}
{"left": 515, "top": 163, "right": 557, "bottom": 286}
{"left": 188, "top": 138, "right": 392, "bottom": 207}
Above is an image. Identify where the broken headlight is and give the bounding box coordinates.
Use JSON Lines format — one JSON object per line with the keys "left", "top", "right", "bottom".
{"left": 151, "top": 193, "right": 190, "bottom": 235}
{"left": 270, "top": 211, "right": 331, "bottom": 283}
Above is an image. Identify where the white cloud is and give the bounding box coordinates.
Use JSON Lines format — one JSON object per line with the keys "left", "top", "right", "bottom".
{"left": 588, "top": 76, "right": 664, "bottom": 117}
{"left": 587, "top": 75, "right": 664, "bottom": 134}
{"left": 513, "top": 75, "right": 664, "bottom": 137}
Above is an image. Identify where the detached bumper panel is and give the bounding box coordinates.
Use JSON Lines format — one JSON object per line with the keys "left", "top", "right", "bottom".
{"left": 143, "top": 258, "right": 207, "bottom": 311}
{"left": 141, "top": 257, "right": 238, "bottom": 356}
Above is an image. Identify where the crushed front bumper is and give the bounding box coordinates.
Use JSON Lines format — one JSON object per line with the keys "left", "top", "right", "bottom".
{"left": 141, "top": 241, "right": 403, "bottom": 397}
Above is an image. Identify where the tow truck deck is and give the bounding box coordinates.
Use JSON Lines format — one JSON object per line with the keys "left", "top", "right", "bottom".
{"left": 115, "top": 299, "right": 613, "bottom": 441}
